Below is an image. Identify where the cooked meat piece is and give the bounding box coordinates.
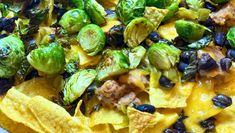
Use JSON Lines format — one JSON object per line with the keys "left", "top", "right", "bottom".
{"left": 96, "top": 80, "right": 140, "bottom": 108}
{"left": 210, "top": 0, "right": 235, "bottom": 27}
{"left": 117, "top": 92, "right": 141, "bottom": 109}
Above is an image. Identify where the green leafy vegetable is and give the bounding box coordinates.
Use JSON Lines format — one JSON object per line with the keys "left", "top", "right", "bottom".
{"left": 71, "top": 0, "right": 84, "bottom": 9}
{"left": 59, "top": 9, "right": 91, "bottom": 34}
{"left": 186, "top": 0, "right": 204, "bottom": 9}
{"left": 148, "top": 43, "right": 181, "bottom": 70}
{"left": 27, "top": 43, "right": 65, "bottom": 75}
{"left": 127, "top": 46, "right": 146, "bottom": 69}
{"left": 227, "top": 26, "right": 235, "bottom": 48}
{"left": 0, "top": 35, "right": 25, "bottom": 78}
{"left": 187, "top": 35, "right": 212, "bottom": 49}
{"left": 175, "top": 20, "right": 209, "bottom": 42}
{"left": 85, "top": 0, "right": 106, "bottom": 26}
{"left": 116, "top": 0, "right": 146, "bottom": 25}
{"left": 146, "top": 0, "right": 173, "bottom": 8}
{"left": 124, "top": 17, "right": 154, "bottom": 48}
{"left": 163, "top": 1, "right": 180, "bottom": 22}
{"left": 63, "top": 69, "right": 97, "bottom": 105}
{"left": 96, "top": 50, "right": 129, "bottom": 81}
{"left": 77, "top": 24, "right": 106, "bottom": 56}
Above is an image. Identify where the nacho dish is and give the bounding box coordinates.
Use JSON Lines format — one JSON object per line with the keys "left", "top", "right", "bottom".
{"left": 0, "top": 0, "right": 235, "bottom": 133}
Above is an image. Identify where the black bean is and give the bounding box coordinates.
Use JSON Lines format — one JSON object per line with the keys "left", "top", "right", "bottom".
{"left": 159, "top": 76, "right": 175, "bottom": 89}
{"left": 225, "top": 39, "right": 232, "bottom": 49}
{"left": 148, "top": 32, "right": 161, "bottom": 43}
{"left": 106, "top": 25, "right": 125, "bottom": 47}
{"left": 0, "top": 34, "right": 7, "bottom": 39}
{"left": 25, "top": 69, "right": 39, "bottom": 81}
{"left": 200, "top": 117, "right": 216, "bottom": 131}
{"left": 180, "top": 51, "right": 197, "bottom": 64}
{"left": 214, "top": 32, "right": 226, "bottom": 47}
{"left": 0, "top": 78, "right": 13, "bottom": 95}
{"left": 135, "top": 104, "right": 156, "bottom": 114}
{"left": 198, "top": 53, "right": 217, "bottom": 70}
{"left": 105, "top": 9, "right": 115, "bottom": 16}
{"left": 220, "top": 58, "right": 232, "bottom": 71}
{"left": 226, "top": 49, "right": 235, "bottom": 60}
{"left": 173, "top": 36, "right": 188, "bottom": 47}
{"left": 178, "top": 62, "right": 189, "bottom": 72}
{"left": 212, "top": 94, "right": 232, "bottom": 108}
{"left": 0, "top": 17, "right": 18, "bottom": 33}
{"left": 172, "top": 115, "right": 187, "bottom": 133}
{"left": 205, "top": 2, "right": 217, "bottom": 12}
{"left": 163, "top": 128, "right": 178, "bottom": 133}
{"left": 204, "top": 17, "right": 214, "bottom": 27}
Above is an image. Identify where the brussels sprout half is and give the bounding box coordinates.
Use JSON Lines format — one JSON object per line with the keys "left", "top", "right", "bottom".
{"left": 27, "top": 43, "right": 65, "bottom": 75}
{"left": 148, "top": 43, "right": 181, "bottom": 70}
{"left": 116, "top": 0, "right": 146, "bottom": 25}
{"left": 227, "top": 26, "right": 235, "bottom": 48}
{"left": 124, "top": 46, "right": 146, "bottom": 69}
{"left": 85, "top": 0, "right": 106, "bottom": 26}
{"left": 63, "top": 69, "right": 97, "bottom": 105}
{"left": 124, "top": 17, "right": 154, "bottom": 48}
{"left": 71, "top": 0, "right": 84, "bottom": 9}
{"left": 146, "top": 0, "right": 173, "bottom": 8}
{"left": 59, "top": 9, "right": 91, "bottom": 34}
{"left": 77, "top": 24, "right": 106, "bottom": 56}
{"left": 175, "top": 20, "right": 209, "bottom": 41}
{"left": 0, "top": 35, "right": 25, "bottom": 78}
{"left": 186, "top": 0, "right": 204, "bottom": 9}
{"left": 96, "top": 50, "right": 129, "bottom": 81}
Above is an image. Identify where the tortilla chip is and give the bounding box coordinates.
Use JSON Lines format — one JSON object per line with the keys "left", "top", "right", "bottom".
{"left": 149, "top": 82, "right": 195, "bottom": 108}
{"left": 89, "top": 107, "right": 128, "bottom": 129}
{"left": 144, "top": 111, "right": 178, "bottom": 133}
{"left": 158, "top": 21, "right": 178, "bottom": 41}
{"left": 0, "top": 88, "right": 92, "bottom": 133}
{"left": 215, "top": 97, "right": 235, "bottom": 133}
{"left": 15, "top": 76, "right": 62, "bottom": 100}
{"left": 91, "top": 124, "right": 112, "bottom": 133}
{"left": 127, "top": 107, "right": 163, "bottom": 133}
{"left": 184, "top": 80, "right": 222, "bottom": 132}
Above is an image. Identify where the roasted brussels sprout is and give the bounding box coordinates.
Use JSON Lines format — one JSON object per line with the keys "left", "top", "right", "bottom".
{"left": 124, "top": 17, "right": 154, "bottom": 48}
{"left": 127, "top": 46, "right": 146, "bottom": 69}
{"left": 63, "top": 69, "right": 97, "bottom": 105}
{"left": 146, "top": 0, "right": 173, "bottom": 8}
{"left": 0, "top": 35, "right": 25, "bottom": 78}
{"left": 144, "top": 7, "right": 168, "bottom": 30}
{"left": 175, "top": 20, "right": 209, "bottom": 41}
{"left": 71, "top": 0, "right": 84, "bottom": 9}
{"left": 227, "top": 26, "right": 235, "bottom": 48}
{"left": 85, "top": 0, "right": 106, "bottom": 26}
{"left": 77, "top": 24, "right": 106, "bottom": 56}
{"left": 186, "top": 0, "right": 204, "bottom": 9}
{"left": 96, "top": 50, "right": 129, "bottom": 81}
{"left": 148, "top": 43, "right": 181, "bottom": 70}
{"left": 116, "top": 0, "right": 146, "bottom": 25}
{"left": 27, "top": 43, "right": 65, "bottom": 75}
{"left": 211, "top": 0, "right": 229, "bottom": 4}
{"left": 163, "top": 1, "right": 180, "bottom": 22}
{"left": 59, "top": 9, "right": 91, "bottom": 34}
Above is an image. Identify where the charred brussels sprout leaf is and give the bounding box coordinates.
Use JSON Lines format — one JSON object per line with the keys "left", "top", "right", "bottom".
{"left": 182, "top": 51, "right": 198, "bottom": 82}
{"left": 106, "top": 25, "right": 125, "bottom": 47}
{"left": 187, "top": 35, "right": 212, "bottom": 49}
{"left": 27, "top": 43, "right": 65, "bottom": 75}
{"left": 124, "top": 17, "right": 154, "bottom": 48}
{"left": 96, "top": 50, "right": 129, "bottom": 81}
{"left": 63, "top": 69, "right": 97, "bottom": 105}
{"left": 116, "top": 0, "right": 146, "bottom": 25}
{"left": 227, "top": 26, "right": 235, "bottom": 48}
{"left": 0, "top": 35, "right": 25, "bottom": 78}
{"left": 59, "top": 9, "right": 91, "bottom": 34}
{"left": 77, "top": 24, "right": 105, "bottom": 56}
{"left": 144, "top": 7, "right": 168, "bottom": 30}
{"left": 127, "top": 46, "right": 146, "bottom": 69}
{"left": 148, "top": 43, "right": 181, "bottom": 70}
{"left": 146, "top": 0, "right": 173, "bottom": 8}
{"left": 175, "top": 20, "right": 209, "bottom": 42}
{"left": 186, "top": 0, "right": 205, "bottom": 9}
{"left": 85, "top": 0, "right": 106, "bottom": 26}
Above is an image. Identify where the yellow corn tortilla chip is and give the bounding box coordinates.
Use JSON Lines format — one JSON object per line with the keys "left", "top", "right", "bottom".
{"left": 89, "top": 107, "right": 128, "bottom": 129}
{"left": 149, "top": 82, "right": 195, "bottom": 108}
{"left": 127, "top": 107, "right": 163, "bottom": 133}
{"left": 0, "top": 88, "right": 92, "bottom": 133}
{"left": 91, "top": 124, "right": 112, "bottom": 133}
{"left": 144, "top": 111, "right": 178, "bottom": 133}
{"left": 15, "top": 76, "right": 62, "bottom": 100}
{"left": 184, "top": 80, "right": 222, "bottom": 132}
{"left": 158, "top": 21, "right": 178, "bottom": 41}
{"left": 215, "top": 97, "right": 235, "bottom": 133}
